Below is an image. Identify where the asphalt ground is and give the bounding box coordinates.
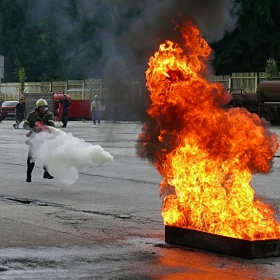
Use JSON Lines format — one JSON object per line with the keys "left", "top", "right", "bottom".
{"left": 0, "top": 119, "right": 280, "bottom": 279}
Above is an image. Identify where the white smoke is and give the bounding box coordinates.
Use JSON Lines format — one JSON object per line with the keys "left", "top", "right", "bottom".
{"left": 28, "top": 127, "right": 113, "bottom": 185}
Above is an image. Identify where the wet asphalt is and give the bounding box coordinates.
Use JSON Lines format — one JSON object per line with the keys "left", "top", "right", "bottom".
{"left": 0, "top": 119, "right": 280, "bottom": 280}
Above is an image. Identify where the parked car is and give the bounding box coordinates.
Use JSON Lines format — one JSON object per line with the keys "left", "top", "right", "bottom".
{"left": 0, "top": 101, "right": 18, "bottom": 119}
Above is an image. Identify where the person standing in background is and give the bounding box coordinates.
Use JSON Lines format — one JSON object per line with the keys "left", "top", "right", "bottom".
{"left": 13, "top": 98, "right": 26, "bottom": 128}
{"left": 91, "top": 95, "right": 101, "bottom": 125}
{"left": 58, "top": 93, "right": 72, "bottom": 127}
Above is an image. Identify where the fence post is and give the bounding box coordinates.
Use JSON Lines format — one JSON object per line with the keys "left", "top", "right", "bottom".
{"left": 100, "top": 79, "right": 103, "bottom": 100}
{"left": 228, "top": 76, "right": 232, "bottom": 90}
{"left": 255, "top": 73, "right": 258, "bottom": 91}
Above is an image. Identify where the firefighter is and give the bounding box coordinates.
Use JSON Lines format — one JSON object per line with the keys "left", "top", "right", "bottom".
{"left": 23, "top": 98, "right": 55, "bottom": 182}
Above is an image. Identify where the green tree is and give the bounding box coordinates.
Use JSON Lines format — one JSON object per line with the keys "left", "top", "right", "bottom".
{"left": 18, "top": 67, "right": 26, "bottom": 97}
{"left": 0, "top": 0, "right": 66, "bottom": 82}
{"left": 265, "top": 58, "right": 278, "bottom": 80}
{"left": 24, "top": 0, "right": 65, "bottom": 81}
{"left": 0, "top": 0, "right": 31, "bottom": 81}
{"left": 211, "top": 0, "right": 280, "bottom": 74}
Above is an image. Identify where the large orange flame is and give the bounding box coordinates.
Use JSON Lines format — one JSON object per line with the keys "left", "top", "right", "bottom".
{"left": 138, "top": 22, "right": 280, "bottom": 240}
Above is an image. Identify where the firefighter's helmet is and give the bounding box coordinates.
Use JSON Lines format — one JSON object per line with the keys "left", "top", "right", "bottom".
{"left": 36, "top": 99, "right": 48, "bottom": 108}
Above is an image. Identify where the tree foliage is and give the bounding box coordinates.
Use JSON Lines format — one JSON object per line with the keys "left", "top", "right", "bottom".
{"left": 18, "top": 67, "right": 26, "bottom": 97}
{"left": 211, "top": 0, "right": 280, "bottom": 74}
{"left": 265, "top": 58, "right": 278, "bottom": 80}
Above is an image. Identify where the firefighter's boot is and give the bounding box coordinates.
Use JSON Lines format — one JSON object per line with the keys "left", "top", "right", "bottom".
{"left": 43, "top": 170, "right": 54, "bottom": 179}
{"left": 26, "top": 156, "right": 34, "bottom": 182}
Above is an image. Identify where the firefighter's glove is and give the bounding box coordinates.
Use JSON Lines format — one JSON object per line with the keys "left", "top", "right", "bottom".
{"left": 35, "top": 121, "right": 49, "bottom": 132}
{"left": 26, "top": 131, "right": 33, "bottom": 137}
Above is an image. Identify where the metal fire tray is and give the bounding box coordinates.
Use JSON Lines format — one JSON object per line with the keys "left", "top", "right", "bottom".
{"left": 165, "top": 225, "right": 280, "bottom": 259}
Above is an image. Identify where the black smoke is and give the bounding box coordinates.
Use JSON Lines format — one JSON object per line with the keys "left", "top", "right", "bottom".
{"left": 27, "top": 0, "right": 238, "bottom": 80}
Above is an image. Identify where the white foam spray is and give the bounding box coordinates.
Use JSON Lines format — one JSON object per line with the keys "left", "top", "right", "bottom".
{"left": 28, "top": 127, "right": 113, "bottom": 185}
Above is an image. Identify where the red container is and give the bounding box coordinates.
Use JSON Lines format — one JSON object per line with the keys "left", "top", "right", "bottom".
{"left": 68, "top": 100, "right": 92, "bottom": 119}
{"left": 54, "top": 92, "right": 104, "bottom": 121}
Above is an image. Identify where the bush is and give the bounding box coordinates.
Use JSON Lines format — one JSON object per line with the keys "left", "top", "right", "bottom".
{"left": 265, "top": 58, "right": 278, "bottom": 80}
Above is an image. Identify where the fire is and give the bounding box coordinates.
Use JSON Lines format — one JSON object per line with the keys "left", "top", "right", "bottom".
{"left": 137, "top": 22, "right": 280, "bottom": 240}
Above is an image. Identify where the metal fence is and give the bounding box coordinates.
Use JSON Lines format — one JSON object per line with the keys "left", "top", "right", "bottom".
{"left": 2, "top": 72, "right": 278, "bottom": 100}
{"left": 212, "top": 72, "right": 280, "bottom": 92}
{"left": 1, "top": 73, "right": 279, "bottom": 121}
{"left": 0, "top": 79, "right": 145, "bottom": 121}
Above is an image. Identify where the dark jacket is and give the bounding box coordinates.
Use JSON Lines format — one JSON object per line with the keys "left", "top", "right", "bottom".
{"left": 23, "top": 110, "right": 55, "bottom": 130}
{"left": 15, "top": 102, "right": 25, "bottom": 116}
{"left": 59, "top": 99, "right": 72, "bottom": 111}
